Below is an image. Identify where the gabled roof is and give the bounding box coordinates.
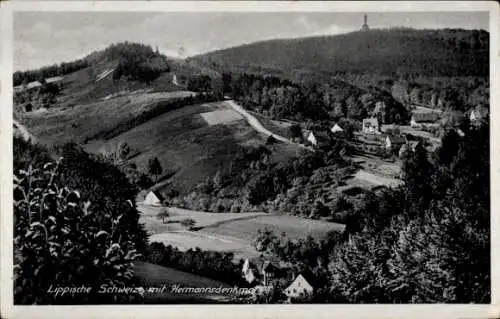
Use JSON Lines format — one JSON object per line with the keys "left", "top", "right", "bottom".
{"left": 310, "top": 129, "right": 332, "bottom": 144}
{"left": 411, "top": 112, "right": 439, "bottom": 123}
{"left": 470, "top": 106, "right": 489, "bottom": 119}
{"left": 386, "top": 135, "right": 406, "bottom": 144}
{"left": 285, "top": 273, "right": 315, "bottom": 291}
{"left": 331, "top": 123, "right": 343, "bottom": 133}
{"left": 147, "top": 189, "right": 164, "bottom": 201}
{"left": 26, "top": 81, "right": 42, "bottom": 89}
{"left": 262, "top": 260, "right": 279, "bottom": 273}
{"left": 45, "top": 76, "right": 64, "bottom": 84}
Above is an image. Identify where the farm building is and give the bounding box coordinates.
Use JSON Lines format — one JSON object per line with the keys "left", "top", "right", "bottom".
{"left": 144, "top": 190, "right": 164, "bottom": 206}
{"left": 330, "top": 123, "right": 344, "bottom": 134}
{"left": 385, "top": 135, "right": 407, "bottom": 152}
{"left": 362, "top": 118, "right": 380, "bottom": 134}
{"left": 261, "top": 261, "right": 279, "bottom": 286}
{"left": 410, "top": 112, "right": 439, "bottom": 127}
{"left": 14, "top": 85, "right": 26, "bottom": 93}
{"left": 26, "top": 81, "right": 42, "bottom": 91}
{"left": 307, "top": 130, "right": 332, "bottom": 148}
{"left": 469, "top": 106, "right": 489, "bottom": 125}
{"left": 284, "top": 274, "right": 314, "bottom": 301}
{"left": 242, "top": 258, "right": 291, "bottom": 286}
{"left": 45, "top": 76, "right": 64, "bottom": 84}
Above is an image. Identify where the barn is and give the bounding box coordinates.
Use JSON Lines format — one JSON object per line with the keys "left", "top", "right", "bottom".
{"left": 143, "top": 190, "right": 164, "bottom": 206}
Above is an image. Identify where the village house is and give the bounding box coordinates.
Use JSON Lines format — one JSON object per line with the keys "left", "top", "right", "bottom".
{"left": 26, "top": 81, "right": 43, "bottom": 91}
{"left": 469, "top": 106, "right": 489, "bottom": 126}
{"left": 45, "top": 76, "right": 64, "bottom": 88}
{"left": 362, "top": 117, "right": 380, "bottom": 134}
{"left": 242, "top": 259, "right": 257, "bottom": 284}
{"left": 14, "top": 84, "right": 26, "bottom": 94}
{"left": 410, "top": 112, "right": 439, "bottom": 128}
{"left": 242, "top": 258, "right": 291, "bottom": 287}
{"left": 385, "top": 135, "right": 407, "bottom": 153}
{"left": 143, "top": 190, "right": 164, "bottom": 206}
{"left": 284, "top": 274, "right": 314, "bottom": 301}
{"left": 306, "top": 130, "right": 332, "bottom": 148}
{"left": 330, "top": 123, "right": 344, "bottom": 134}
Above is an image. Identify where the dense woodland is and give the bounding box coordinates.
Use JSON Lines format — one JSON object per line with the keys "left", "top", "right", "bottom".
{"left": 193, "top": 28, "right": 489, "bottom": 78}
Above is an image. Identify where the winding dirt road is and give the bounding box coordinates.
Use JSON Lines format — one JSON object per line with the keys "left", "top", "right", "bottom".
{"left": 224, "top": 100, "right": 313, "bottom": 151}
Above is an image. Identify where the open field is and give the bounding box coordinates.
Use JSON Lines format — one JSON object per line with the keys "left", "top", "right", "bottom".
{"left": 200, "top": 109, "right": 243, "bottom": 125}
{"left": 139, "top": 203, "right": 345, "bottom": 260}
{"left": 133, "top": 261, "right": 235, "bottom": 303}
{"left": 138, "top": 203, "right": 266, "bottom": 234}
{"left": 18, "top": 91, "right": 195, "bottom": 146}
{"left": 201, "top": 214, "right": 346, "bottom": 242}
{"left": 351, "top": 170, "right": 402, "bottom": 189}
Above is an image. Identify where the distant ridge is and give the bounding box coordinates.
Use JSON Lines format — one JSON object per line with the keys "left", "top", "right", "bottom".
{"left": 190, "top": 28, "right": 489, "bottom": 77}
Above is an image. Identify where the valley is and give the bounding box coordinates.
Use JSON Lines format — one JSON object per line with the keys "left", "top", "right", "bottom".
{"left": 12, "top": 23, "right": 490, "bottom": 305}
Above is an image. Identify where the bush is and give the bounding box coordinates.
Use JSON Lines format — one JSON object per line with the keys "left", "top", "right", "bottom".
{"left": 13, "top": 159, "right": 141, "bottom": 304}
{"left": 180, "top": 218, "right": 196, "bottom": 229}
{"left": 266, "top": 135, "right": 277, "bottom": 145}
{"left": 230, "top": 203, "right": 241, "bottom": 214}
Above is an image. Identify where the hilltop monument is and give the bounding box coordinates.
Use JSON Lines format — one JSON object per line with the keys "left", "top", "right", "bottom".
{"left": 361, "top": 14, "right": 369, "bottom": 31}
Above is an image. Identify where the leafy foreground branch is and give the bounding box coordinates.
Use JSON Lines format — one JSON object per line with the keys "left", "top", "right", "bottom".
{"left": 13, "top": 158, "right": 143, "bottom": 304}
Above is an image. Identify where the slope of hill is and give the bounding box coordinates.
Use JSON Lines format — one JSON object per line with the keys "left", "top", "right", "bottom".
{"left": 191, "top": 28, "right": 489, "bottom": 77}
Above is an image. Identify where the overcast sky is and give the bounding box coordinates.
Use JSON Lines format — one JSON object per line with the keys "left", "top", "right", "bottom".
{"left": 14, "top": 11, "right": 489, "bottom": 71}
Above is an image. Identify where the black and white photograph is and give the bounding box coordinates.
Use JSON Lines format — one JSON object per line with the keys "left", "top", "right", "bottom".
{"left": 1, "top": 0, "right": 498, "bottom": 317}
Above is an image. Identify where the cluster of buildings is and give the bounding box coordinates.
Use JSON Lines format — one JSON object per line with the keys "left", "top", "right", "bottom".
{"left": 242, "top": 258, "right": 315, "bottom": 302}
{"left": 14, "top": 76, "right": 65, "bottom": 94}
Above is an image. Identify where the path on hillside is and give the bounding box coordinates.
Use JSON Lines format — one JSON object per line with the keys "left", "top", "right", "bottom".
{"left": 225, "top": 100, "right": 313, "bottom": 152}
{"left": 95, "top": 68, "right": 115, "bottom": 82}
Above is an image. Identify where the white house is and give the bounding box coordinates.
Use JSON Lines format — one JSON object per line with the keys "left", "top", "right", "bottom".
{"left": 306, "top": 132, "right": 317, "bottom": 146}
{"left": 284, "top": 274, "right": 314, "bottom": 300}
{"left": 362, "top": 118, "right": 380, "bottom": 134}
{"left": 330, "top": 123, "right": 344, "bottom": 134}
{"left": 143, "top": 190, "right": 163, "bottom": 206}
{"left": 469, "top": 106, "right": 488, "bottom": 125}
{"left": 242, "top": 259, "right": 257, "bottom": 284}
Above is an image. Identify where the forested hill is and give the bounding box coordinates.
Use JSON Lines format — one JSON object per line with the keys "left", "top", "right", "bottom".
{"left": 191, "top": 28, "right": 489, "bottom": 77}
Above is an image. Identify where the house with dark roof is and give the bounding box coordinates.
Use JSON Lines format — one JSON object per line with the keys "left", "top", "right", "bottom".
{"left": 242, "top": 258, "right": 291, "bottom": 287}
{"left": 410, "top": 112, "right": 439, "bottom": 127}
{"left": 306, "top": 130, "right": 333, "bottom": 148}
{"left": 385, "top": 135, "right": 407, "bottom": 152}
